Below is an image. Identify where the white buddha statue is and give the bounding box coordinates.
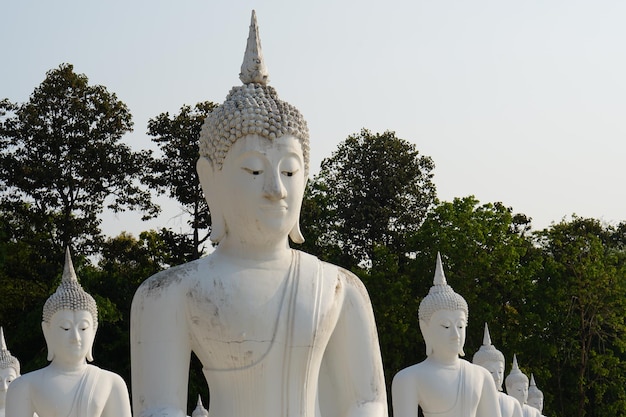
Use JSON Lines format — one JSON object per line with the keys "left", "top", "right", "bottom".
{"left": 505, "top": 356, "right": 541, "bottom": 417}
{"left": 472, "top": 323, "right": 523, "bottom": 417}
{"left": 6, "top": 248, "right": 132, "bottom": 417}
{"left": 527, "top": 374, "right": 545, "bottom": 416}
{"left": 130, "top": 10, "right": 387, "bottom": 417}
{"left": 391, "top": 253, "right": 502, "bottom": 417}
{"left": 0, "top": 327, "right": 20, "bottom": 417}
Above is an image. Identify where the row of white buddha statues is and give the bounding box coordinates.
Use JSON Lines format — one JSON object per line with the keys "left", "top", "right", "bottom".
{"left": 0, "top": 249, "right": 547, "bottom": 417}
{"left": 1, "top": 10, "right": 550, "bottom": 417}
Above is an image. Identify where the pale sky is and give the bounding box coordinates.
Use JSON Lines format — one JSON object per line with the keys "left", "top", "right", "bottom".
{"left": 2, "top": 0, "right": 625, "bottom": 238}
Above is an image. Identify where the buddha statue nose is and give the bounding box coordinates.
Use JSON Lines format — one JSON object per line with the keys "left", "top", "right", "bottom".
{"left": 264, "top": 170, "right": 286, "bottom": 200}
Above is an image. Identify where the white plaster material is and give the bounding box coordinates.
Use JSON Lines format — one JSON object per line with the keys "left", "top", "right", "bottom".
{"left": 130, "top": 10, "right": 386, "bottom": 417}
{"left": 392, "top": 254, "right": 502, "bottom": 417}
{"left": 6, "top": 249, "right": 132, "bottom": 417}
{"left": 0, "top": 327, "right": 20, "bottom": 417}
{"left": 473, "top": 324, "right": 523, "bottom": 417}
{"left": 527, "top": 374, "right": 545, "bottom": 416}
{"left": 505, "top": 355, "right": 542, "bottom": 417}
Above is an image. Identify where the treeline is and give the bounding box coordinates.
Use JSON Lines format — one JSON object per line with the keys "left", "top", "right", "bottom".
{"left": 1, "top": 64, "right": 625, "bottom": 417}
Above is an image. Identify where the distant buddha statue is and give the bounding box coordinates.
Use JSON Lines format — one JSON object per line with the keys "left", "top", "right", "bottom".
{"left": 6, "top": 248, "right": 132, "bottom": 417}
{"left": 527, "top": 374, "right": 545, "bottom": 416}
{"left": 505, "top": 356, "right": 541, "bottom": 417}
{"left": 0, "top": 327, "right": 20, "bottom": 417}
{"left": 392, "top": 253, "right": 502, "bottom": 417}
{"left": 191, "top": 396, "right": 209, "bottom": 417}
{"left": 130, "top": 10, "right": 387, "bottom": 417}
{"left": 472, "top": 323, "right": 523, "bottom": 417}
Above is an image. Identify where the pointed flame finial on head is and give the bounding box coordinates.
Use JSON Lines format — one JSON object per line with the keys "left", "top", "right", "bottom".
{"left": 0, "top": 327, "right": 6, "bottom": 352}
{"left": 62, "top": 246, "right": 78, "bottom": 284}
{"left": 239, "top": 10, "right": 269, "bottom": 85}
{"left": 482, "top": 322, "right": 492, "bottom": 346}
{"left": 433, "top": 252, "right": 447, "bottom": 286}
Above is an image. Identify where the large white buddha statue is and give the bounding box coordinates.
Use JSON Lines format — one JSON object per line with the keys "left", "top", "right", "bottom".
{"left": 505, "top": 356, "right": 541, "bottom": 417}
{"left": 391, "top": 253, "right": 502, "bottom": 417}
{"left": 130, "top": 10, "right": 387, "bottom": 417}
{"left": 472, "top": 323, "right": 523, "bottom": 417}
{"left": 6, "top": 249, "right": 132, "bottom": 417}
{"left": 527, "top": 374, "right": 545, "bottom": 416}
{"left": 0, "top": 327, "right": 20, "bottom": 417}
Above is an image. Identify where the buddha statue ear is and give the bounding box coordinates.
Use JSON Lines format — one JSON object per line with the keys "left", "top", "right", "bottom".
{"left": 419, "top": 319, "right": 433, "bottom": 356}
{"left": 197, "top": 157, "right": 226, "bottom": 243}
{"left": 42, "top": 321, "right": 55, "bottom": 361}
{"left": 288, "top": 177, "right": 308, "bottom": 244}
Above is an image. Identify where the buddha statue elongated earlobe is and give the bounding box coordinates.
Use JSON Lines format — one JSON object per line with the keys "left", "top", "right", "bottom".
{"left": 197, "top": 157, "right": 226, "bottom": 243}
{"left": 42, "top": 322, "right": 54, "bottom": 361}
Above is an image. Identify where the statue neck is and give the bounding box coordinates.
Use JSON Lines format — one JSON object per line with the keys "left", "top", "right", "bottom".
{"left": 48, "top": 359, "right": 88, "bottom": 375}
{"left": 216, "top": 235, "right": 292, "bottom": 264}
{"left": 426, "top": 354, "right": 461, "bottom": 369}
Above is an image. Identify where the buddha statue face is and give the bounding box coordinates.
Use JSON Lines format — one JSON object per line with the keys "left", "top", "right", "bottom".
{"left": 0, "top": 366, "right": 17, "bottom": 404}
{"left": 527, "top": 395, "right": 543, "bottom": 412}
{"left": 420, "top": 309, "right": 467, "bottom": 358}
{"left": 42, "top": 309, "right": 96, "bottom": 364}
{"left": 482, "top": 360, "right": 505, "bottom": 391}
{"left": 198, "top": 133, "right": 306, "bottom": 245}
{"left": 509, "top": 381, "right": 529, "bottom": 405}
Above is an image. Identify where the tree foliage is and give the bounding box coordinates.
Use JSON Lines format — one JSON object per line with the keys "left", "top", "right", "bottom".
{"left": 146, "top": 102, "right": 217, "bottom": 259}
{"left": 534, "top": 217, "right": 626, "bottom": 417}
{"left": 300, "top": 129, "right": 436, "bottom": 269}
{"left": 0, "top": 63, "right": 157, "bottom": 254}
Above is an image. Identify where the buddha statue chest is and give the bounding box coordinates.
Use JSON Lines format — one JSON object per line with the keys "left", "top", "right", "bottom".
{"left": 184, "top": 253, "right": 341, "bottom": 372}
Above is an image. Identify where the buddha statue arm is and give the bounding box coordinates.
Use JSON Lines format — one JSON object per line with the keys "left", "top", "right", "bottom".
{"left": 391, "top": 367, "right": 419, "bottom": 417}
{"left": 322, "top": 270, "right": 388, "bottom": 417}
{"left": 102, "top": 373, "right": 132, "bottom": 417}
{"left": 130, "top": 274, "right": 190, "bottom": 417}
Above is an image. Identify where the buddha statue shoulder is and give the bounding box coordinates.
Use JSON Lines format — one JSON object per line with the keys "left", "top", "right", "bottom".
{"left": 130, "top": 10, "right": 387, "bottom": 417}
{"left": 6, "top": 249, "right": 132, "bottom": 417}
{"left": 392, "top": 253, "right": 502, "bottom": 417}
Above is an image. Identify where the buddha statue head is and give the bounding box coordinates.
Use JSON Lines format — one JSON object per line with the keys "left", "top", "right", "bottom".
{"left": 527, "top": 374, "right": 544, "bottom": 412}
{"left": 505, "top": 354, "right": 529, "bottom": 405}
{"left": 0, "top": 327, "right": 20, "bottom": 405}
{"left": 197, "top": 10, "right": 310, "bottom": 246}
{"left": 472, "top": 323, "right": 506, "bottom": 391}
{"left": 418, "top": 253, "right": 469, "bottom": 357}
{"left": 41, "top": 248, "right": 98, "bottom": 363}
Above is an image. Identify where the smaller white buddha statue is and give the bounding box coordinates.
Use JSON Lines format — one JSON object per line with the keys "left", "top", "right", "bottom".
{"left": 505, "top": 355, "right": 541, "bottom": 417}
{"left": 6, "top": 248, "right": 132, "bottom": 417}
{"left": 391, "top": 253, "right": 502, "bottom": 417}
{"left": 527, "top": 374, "right": 545, "bottom": 416}
{"left": 472, "top": 323, "right": 523, "bottom": 417}
{"left": 0, "top": 327, "right": 20, "bottom": 417}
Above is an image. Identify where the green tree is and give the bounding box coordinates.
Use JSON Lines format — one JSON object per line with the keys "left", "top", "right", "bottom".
{"left": 534, "top": 217, "right": 626, "bottom": 417}
{"left": 300, "top": 129, "right": 436, "bottom": 269}
{"left": 146, "top": 102, "right": 217, "bottom": 259}
{"left": 0, "top": 63, "right": 158, "bottom": 255}
{"left": 408, "top": 196, "right": 541, "bottom": 358}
